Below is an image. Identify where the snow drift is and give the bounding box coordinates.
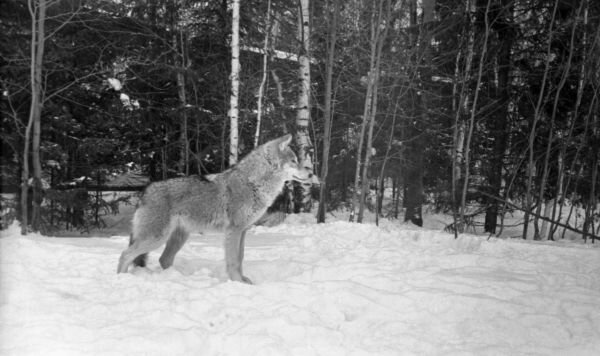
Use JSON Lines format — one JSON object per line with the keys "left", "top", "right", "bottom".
{"left": 1, "top": 216, "right": 600, "bottom": 355}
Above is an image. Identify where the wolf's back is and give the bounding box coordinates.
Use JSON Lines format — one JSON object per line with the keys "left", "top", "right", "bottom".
{"left": 133, "top": 176, "right": 228, "bottom": 236}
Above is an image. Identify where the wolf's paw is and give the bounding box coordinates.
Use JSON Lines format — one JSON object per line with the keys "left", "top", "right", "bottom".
{"left": 241, "top": 276, "right": 253, "bottom": 285}
{"left": 158, "top": 256, "right": 174, "bottom": 270}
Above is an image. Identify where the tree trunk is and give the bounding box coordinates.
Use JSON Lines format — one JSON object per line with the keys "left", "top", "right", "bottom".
{"left": 271, "top": 70, "right": 289, "bottom": 134}
{"left": 295, "top": 0, "right": 313, "bottom": 212}
{"left": 584, "top": 101, "right": 599, "bottom": 242}
{"left": 254, "top": 0, "right": 272, "bottom": 148}
{"left": 451, "top": 41, "right": 463, "bottom": 237}
{"left": 161, "top": 126, "right": 169, "bottom": 179}
{"left": 180, "top": 71, "right": 189, "bottom": 175}
{"left": 484, "top": 0, "right": 513, "bottom": 234}
{"left": 176, "top": 60, "right": 189, "bottom": 175}
{"left": 551, "top": 2, "right": 589, "bottom": 239}
{"left": 539, "top": 199, "right": 554, "bottom": 240}
{"left": 550, "top": 149, "right": 565, "bottom": 239}
{"left": 168, "top": 0, "right": 189, "bottom": 175}
{"left": 228, "top": 0, "right": 240, "bottom": 165}
{"left": 357, "top": 0, "right": 390, "bottom": 223}
{"left": 351, "top": 0, "right": 387, "bottom": 222}
{"left": 452, "top": 0, "right": 476, "bottom": 233}
{"left": 20, "top": 111, "right": 34, "bottom": 235}
{"left": 534, "top": 1, "right": 581, "bottom": 239}
{"left": 523, "top": 0, "right": 558, "bottom": 240}
{"left": 317, "top": 0, "right": 339, "bottom": 223}
{"left": 377, "top": 95, "right": 400, "bottom": 225}
{"left": 349, "top": 69, "right": 373, "bottom": 222}
{"left": 31, "top": 100, "right": 42, "bottom": 232}
{"left": 460, "top": 0, "right": 491, "bottom": 235}
{"left": 21, "top": 0, "right": 47, "bottom": 234}
{"left": 403, "top": 149, "right": 424, "bottom": 226}
{"left": 404, "top": 0, "right": 434, "bottom": 227}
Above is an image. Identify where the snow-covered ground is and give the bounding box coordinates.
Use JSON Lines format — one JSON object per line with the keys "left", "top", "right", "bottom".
{"left": 1, "top": 213, "right": 600, "bottom": 355}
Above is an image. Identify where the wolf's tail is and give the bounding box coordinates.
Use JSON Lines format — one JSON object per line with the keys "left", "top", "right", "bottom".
{"left": 128, "top": 233, "right": 148, "bottom": 268}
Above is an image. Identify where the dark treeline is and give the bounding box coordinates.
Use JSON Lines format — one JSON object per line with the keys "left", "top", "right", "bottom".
{"left": 1, "top": 0, "right": 599, "bottom": 240}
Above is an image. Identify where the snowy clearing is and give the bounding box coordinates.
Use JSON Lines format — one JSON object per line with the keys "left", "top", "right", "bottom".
{"left": 1, "top": 215, "right": 600, "bottom": 355}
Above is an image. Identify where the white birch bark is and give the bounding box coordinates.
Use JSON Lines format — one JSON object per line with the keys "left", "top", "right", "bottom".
{"left": 296, "top": 0, "right": 314, "bottom": 211}
{"left": 229, "top": 0, "right": 240, "bottom": 165}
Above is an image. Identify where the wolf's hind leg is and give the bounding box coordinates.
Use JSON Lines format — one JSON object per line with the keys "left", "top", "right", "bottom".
{"left": 159, "top": 226, "right": 189, "bottom": 269}
{"left": 117, "top": 236, "right": 167, "bottom": 273}
{"left": 225, "top": 229, "right": 252, "bottom": 284}
{"left": 124, "top": 234, "right": 148, "bottom": 267}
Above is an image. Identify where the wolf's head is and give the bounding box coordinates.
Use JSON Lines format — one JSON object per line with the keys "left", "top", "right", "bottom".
{"left": 272, "top": 134, "right": 313, "bottom": 183}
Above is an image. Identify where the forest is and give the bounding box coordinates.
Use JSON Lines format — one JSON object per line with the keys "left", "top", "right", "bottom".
{"left": 1, "top": 0, "right": 599, "bottom": 240}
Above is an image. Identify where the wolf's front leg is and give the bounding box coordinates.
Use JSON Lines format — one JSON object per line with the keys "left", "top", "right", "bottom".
{"left": 224, "top": 229, "right": 252, "bottom": 284}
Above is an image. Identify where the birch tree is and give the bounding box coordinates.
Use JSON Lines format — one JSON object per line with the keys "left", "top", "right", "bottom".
{"left": 229, "top": 0, "right": 240, "bottom": 165}
{"left": 295, "top": 0, "right": 314, "bottom": 211}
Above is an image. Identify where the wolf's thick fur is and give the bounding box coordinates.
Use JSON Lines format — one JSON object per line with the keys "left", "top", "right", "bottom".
{"left": 116, "top": 135, "right": 310, "bottom": 283}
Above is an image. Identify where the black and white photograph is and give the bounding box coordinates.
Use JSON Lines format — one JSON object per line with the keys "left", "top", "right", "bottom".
{"left": 1, "top": 0, "right": 599, "bottom": 354}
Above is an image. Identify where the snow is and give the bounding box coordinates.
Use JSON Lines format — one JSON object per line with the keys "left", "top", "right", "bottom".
{"left": 107, "top": 78, "right": 122, "bottom": 91}
{"left": 1, "top": 214, "right": 600, "bottom": 356}
{"left": 119, "top": 93, "right": 131, "bottom": 105}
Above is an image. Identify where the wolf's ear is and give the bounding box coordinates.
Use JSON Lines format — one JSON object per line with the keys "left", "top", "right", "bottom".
{"left": 278, "top": 134, "right": 292, "bottom": 151}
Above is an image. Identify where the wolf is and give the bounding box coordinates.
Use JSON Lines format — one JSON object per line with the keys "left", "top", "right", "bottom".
{"left": 116, "top": 134, "right": 312, "bottom": 284}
